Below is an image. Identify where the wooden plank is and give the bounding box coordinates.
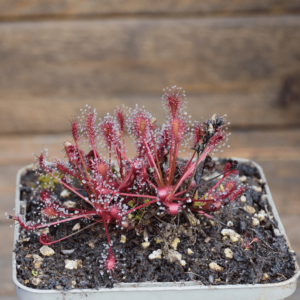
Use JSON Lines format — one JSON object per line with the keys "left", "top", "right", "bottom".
{"left": 1, "top": 16, "right": 300, "bottom": 95}
{"left": 274, "top": 216, "right": 300, "bottom": 255}
{"left": 0, "top": 0, "right": 299, "bottom": 20}
{"left": 0, "top": 165, "right": 23, "bottom": 222}
{"left": 0, "top": 130, "right": 300, "bottom": 166}
{"left": 0, "top": 16, "right": 299, "bottom": 96}
{"left": 0, "top": 224, "right": 16, "bottom": 297}
{"left": 1, "top": 92, "right": 300, "bottom": 134}
{"left": 1, "top": 16, "right": 300, "bottom": 133}
{"left": 288, "top": 284, "right": 300, "bottom": 300}
{"left": 256, "top": 160, "right": 300, "bottom": 217}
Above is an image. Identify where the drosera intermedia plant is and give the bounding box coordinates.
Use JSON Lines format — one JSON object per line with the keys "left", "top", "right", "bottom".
{"left": 9, "top": 86, "right": 246, "bottom": 275}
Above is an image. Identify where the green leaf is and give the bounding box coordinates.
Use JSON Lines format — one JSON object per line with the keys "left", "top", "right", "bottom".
{"left": 133, "top": 211, "right": 144, "bottom": 221}
{"left": 38, "top": 172, "right": 63, "bottom": 189}
{"left": 193, "top": 201, "right": 204, "bottom": 208}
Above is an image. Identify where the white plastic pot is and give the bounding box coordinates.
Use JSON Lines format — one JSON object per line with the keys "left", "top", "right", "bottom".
{"left": 12, "top": 159, "right": 300, "bottom": 300}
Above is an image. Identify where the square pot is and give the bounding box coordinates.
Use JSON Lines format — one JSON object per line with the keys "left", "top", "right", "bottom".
{"left": 12, "top": 159, "right": 300, "bottom": 300}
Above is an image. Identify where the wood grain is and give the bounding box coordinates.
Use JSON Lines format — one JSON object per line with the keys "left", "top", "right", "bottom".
{"left": 1, "top": 93, "right": 300, "bottom": 134}
{"left": 1, "top": 129, "right": 300, "bottom": 165}
{"left": 0, "top": 224, "right": 15, "bottom": 297}
{"left": 1, "top": 16, "right": 300, "bottom": 96}
{"left": 1, "top": 15, "right": 300, "bottom": 133}
{"left": 0, "top": 0, "right": 299, "bottom": 20}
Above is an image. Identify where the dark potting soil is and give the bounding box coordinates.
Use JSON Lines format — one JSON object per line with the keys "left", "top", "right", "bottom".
{"left": 14, "top": 160, "right": 297, "bottom": 290}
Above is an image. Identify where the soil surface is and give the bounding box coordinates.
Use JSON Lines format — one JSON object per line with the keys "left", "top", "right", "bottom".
{"left": 14, "top": 159, "right": 297, "bottom": 290}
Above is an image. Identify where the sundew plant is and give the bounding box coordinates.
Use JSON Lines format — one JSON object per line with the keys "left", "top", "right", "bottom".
{"left": 9, "top": 86, "right": 246, "bottom": 274}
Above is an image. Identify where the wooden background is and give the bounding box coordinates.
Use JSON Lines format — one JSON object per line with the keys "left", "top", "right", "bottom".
{"left": 1, "top": 1, "right": 300, "bottom": 133}
{"left": 0, "top": 1, "right": 299, "bottom": 299}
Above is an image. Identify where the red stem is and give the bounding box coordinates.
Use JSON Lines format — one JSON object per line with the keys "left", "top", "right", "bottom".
{"left": 164, "top": 168, "right": 170, "bottom": 184}
{"left": 67, "top": 158, "right": 92, "bottom": 198}
{"left": 74, "top": 139, "right": 91, "bottom": 182}
{"left": 207, "top": 177, "right": 225, "bottom": 196}
{"left": 150, "top": 132, "right": 163, "bottom": 186}
{"left": 168, "top": 134, "right": 174, "bottom": 185}
{"left": 172, "top": 151, "right": 196, "bottom": 194}
{"left": 123, "top": 199, "right": 158, "bottom": 216}
{"left": 90, "top": 137, "right": 99, "bottom": 169}
{"left": 44, "top": 221, "right": 98, "bottom": 245}
{"left": 122, "top": 131, "right": 127, "bottom": 176}
{"left": 36, "top": 213, "right": 96, "bottom": 229}
{"left": 117, "top": 192, "right": 157, "bottom": 200}
{"left": 109, "top": 144, "right": 112, "bottom": 169}
{"left": 146, "top": 179, "right": 158, "bottom": 190}
{"left": 41, "top": 167, "right": 94, "bottom": 206}
{"left": 103, "top": 219, "right": 112, "bottom": 251}
{"left": 144, "top": 142, "right": 163, "bottom": 187}
{"left": 206, "top": 170, "right": 236, "bottom": 196}
{"left": 172, "top": 197, "right": 215, "bottom": 204}
{"left": 190, "top": 208, "right": 212, "bottom": 219}
{"left": 116, "top": 147, "right": 131, "bottom": 163}
{"left": 172, "top": 145, "right": 213, "bottom": 194}
{"left": 169, "top": 136, "right": 179, "bottom": 185}
{"left": 113, "top": 146, "right": 122, "bottom": 177}
{"left": 116, "top": 169, "right": 134, "bottom": 191}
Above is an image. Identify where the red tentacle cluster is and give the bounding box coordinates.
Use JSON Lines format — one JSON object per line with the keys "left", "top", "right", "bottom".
{"left": 39, "top": 234, "right": 53, "bottom": 245}
{"left": 115, "top": 106, "right": 126, "bottom": 133}
{"left": 99, "top": 116, "right": 120, "bottom": 149}
{"left": 85, "top": 111, "right": 97, "bottom": 145}
{"left": 71, "top": 118, "right": 80, "bottom": 142}
{"left": 162, "top": 86, "right": 186, "bottom": 118}
{"left": 10, "top": 214, "right": 39, "bottom": 231}
{"left": 193, "top": 122, "right": 205, "bottom": 146}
